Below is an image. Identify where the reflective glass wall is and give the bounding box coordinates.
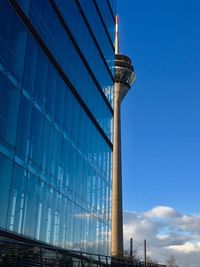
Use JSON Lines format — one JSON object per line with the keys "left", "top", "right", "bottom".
{"left": 0, "top": 0, "right": 115, "bottom": 255}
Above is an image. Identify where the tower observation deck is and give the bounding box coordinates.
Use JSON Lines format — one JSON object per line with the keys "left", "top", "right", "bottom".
{"left": 111, "top": 16, "right": 136, "bottom": 258}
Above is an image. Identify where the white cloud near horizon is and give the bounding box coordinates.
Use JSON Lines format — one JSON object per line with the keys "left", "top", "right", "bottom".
{"left": 123, "top": 206, "right": 200, "bottom": 267}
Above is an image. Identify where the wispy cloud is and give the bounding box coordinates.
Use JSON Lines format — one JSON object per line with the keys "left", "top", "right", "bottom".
{"left": 123, "top": 206, "right": 200, "bottom": 267}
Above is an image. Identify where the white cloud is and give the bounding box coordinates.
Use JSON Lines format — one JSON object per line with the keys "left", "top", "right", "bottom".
{"left": 123, "top": 206, "right": 200, "bottom": 267}
{"left": 144, "top": 206, "right": 180, "bottom": 219}
{"left": 168, "top": 242, "right": 200, "bottom": 254}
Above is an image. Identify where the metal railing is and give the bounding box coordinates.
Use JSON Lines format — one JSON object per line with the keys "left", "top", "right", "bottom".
{"left": 0, "top": 240, "right": 166, "bottom": 267}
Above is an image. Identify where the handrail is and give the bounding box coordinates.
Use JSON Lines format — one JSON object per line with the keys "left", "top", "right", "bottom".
{"left": 0, "top": 240, "right": 166, "bottom": 267}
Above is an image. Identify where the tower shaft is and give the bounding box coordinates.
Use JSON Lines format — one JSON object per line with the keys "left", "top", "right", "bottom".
{"left": 112, "top": 82, "right": 124, "bottom": 257}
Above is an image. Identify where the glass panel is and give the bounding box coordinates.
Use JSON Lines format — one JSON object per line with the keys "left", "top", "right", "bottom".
{"left": 7, "top": 164, "right": 27, "bottom": 234}
{"left": 0, "top": 74, "right": 20, "bottom": 146}
{"left": 23, "top": 173, "right": 39, "bottom": 238}
{"left": 0, "top": 153, "right": 13, "bottom": 228}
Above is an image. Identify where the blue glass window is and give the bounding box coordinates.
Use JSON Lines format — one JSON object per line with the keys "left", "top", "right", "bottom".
{"left": 18, "top": 0, "right": 113, "bottom": 140}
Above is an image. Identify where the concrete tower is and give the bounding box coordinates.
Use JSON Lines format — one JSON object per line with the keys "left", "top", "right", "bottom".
{"left": 111, "top": 16, "right": 136, "bottom": 258}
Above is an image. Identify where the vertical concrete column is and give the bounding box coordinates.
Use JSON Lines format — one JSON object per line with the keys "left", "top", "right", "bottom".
{"left": 112, "top": 82, "right": 126, "bottom": 257}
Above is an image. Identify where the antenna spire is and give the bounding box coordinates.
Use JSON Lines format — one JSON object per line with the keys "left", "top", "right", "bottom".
{"left": 115, "top": 15, "right": 119, "bottom": 54}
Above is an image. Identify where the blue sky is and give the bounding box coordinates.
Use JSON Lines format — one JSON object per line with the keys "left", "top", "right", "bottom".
{"left": 118, "top": 2, "right": 200, "bottom": 265}
{"left": 118, "top": 0, "right": 200, "bottom": 215}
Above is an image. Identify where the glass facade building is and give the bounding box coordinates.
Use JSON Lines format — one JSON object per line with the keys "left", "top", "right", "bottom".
{"left": 0, "top": 0, "right": 115, "bottom": 255}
